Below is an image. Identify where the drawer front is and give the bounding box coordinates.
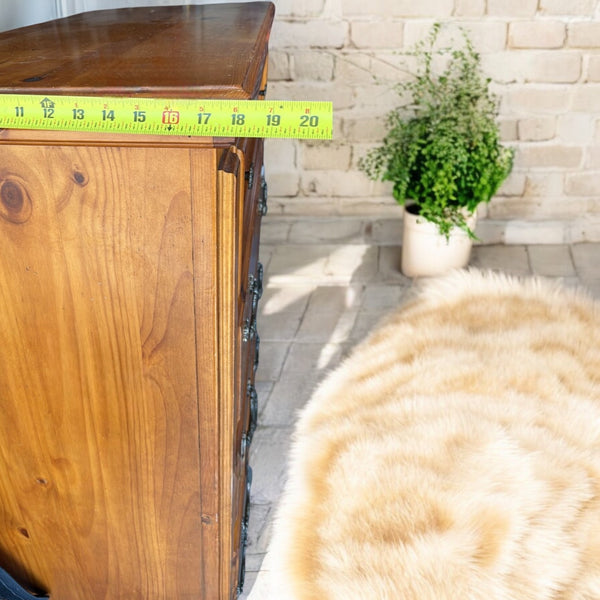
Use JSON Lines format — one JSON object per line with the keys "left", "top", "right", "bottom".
{"left": 231, "top": 137, "right": 267, "bottom": 597}
{"left": 240, "top": 138, "right": 265, "bottom": 297}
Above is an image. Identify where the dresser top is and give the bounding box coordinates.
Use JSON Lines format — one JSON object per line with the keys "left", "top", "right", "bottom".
{"left": 0, "top": 2, "right": 274, "bottom": 99}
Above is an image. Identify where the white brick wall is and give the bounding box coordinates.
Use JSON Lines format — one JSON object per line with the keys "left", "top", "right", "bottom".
{"left": 266, "top": 0, "right": 600, "bottom": 241}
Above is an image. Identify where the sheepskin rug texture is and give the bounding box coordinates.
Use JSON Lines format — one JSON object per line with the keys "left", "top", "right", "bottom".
{"left": 269, "top": 269, "right": 600, "bottom": 600}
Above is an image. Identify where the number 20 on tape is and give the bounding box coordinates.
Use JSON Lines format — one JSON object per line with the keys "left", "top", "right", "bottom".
{"left": 0, "top": 94, "right": 333, "bottom": 140}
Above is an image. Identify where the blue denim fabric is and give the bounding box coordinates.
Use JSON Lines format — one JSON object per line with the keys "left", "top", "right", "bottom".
{"left": 0, "top": 568, "right": 48, "bottom": 600}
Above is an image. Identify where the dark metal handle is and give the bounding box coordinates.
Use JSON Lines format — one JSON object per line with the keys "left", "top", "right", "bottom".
{"left": 240, "top": 433, "right": 248, "bottom": 460}
{"left": 247, "top": 380, "right": 258, "bottom": 444}
{"left": 254, "top": 333, "right": 260, "bottom": 373}
{"left": 236, "top": 464, "right": 253, "bottom": 597}
{"left": 258, "top": 166, "right": 268, "bottom": 216}
{"left": 242, "top": 318, "right": 256, "bottom": 343}
{"left": 248, "top": 262, "right": 264, "bottom": 315}
{"left": 245, "top": 163, "right": 254, "bottom": 189}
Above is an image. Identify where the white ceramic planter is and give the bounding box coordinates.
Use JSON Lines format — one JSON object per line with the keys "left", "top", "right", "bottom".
{"left": 401, "top": 204, "right": 476, "bottom": 277}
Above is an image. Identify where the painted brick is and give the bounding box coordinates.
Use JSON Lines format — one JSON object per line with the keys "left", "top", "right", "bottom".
{"left": 506, "top": 86, "right": 570, "bottom": 113}
{"left": 342, "top": 0, "right": 453, "bottom": 17}
{"left": 517, "top": 117, "right": 556, "bottom": 141}
{"left": 524, "top": 173, "right": 565, "bottom": 197}
{"left": 526, "top": 51, "right": 581, "bottom": 83}
{"left": 273, "top": 195, "right": 340, "bottom": 216}
{"left": 334, "top": 52, "right": 399, "bottom": 85}
{"left": 572, "top": 85, "right": 600, "bottom": 112}
{"left": 539, "top": 0, "right": 596, "bottom": 16}
{"left": 499, "top": 118, "right": 519, "bottom": 142}
{"left": 336, "top": 196, "right": 399, "bottom": 216}
{"left": 268, "top": 81, "right": 354, "bottom": 109}
{"left": 350, "top": 20, "right": 404, "bottom": 49}
{"left": 489, "top": 195, "right": 586, "bottom": 219}
{"left": 474, "top": 219, "right": 505, "bottom": 244}
{"left": 487, "top": 0, "right": 537, "bottom": 17}
{"left": 508, "top": 21, "right": 565, "bottom": 49}
{"left": 484, "top": 51, "right": 581, "bottom": 85}
{"left": 587, "top": 56, "right": 600, "bottom": 82}
{"left": 404, "top": 20, "right": 507, "bottom": 53}
{"left": 565, "top": 173, "right": 600, "bottom": 196}
{"left": 270, "top": 20, "right": 348, "bottom": 49}
{"left": 544, "top": 196, "right": 596, "bottom": 218}
{"left": 352, "top": 84, "right": 402, "bottom": 111}
{"left": 481, "top": 52, "right": 523, "bottom": 84}
{"left": 568, "top": 22, "right": 600, "bottom": 48}
{"left": 342, "top": 117, "right": 389, "bottom": 143}
{"left": 268, "top": 50, "right": 291, "bottom": 81}
{"left": 265, "top": 139, "right": 298, "bottom": 173}
{"left": 556, "top": 114, "right": 595, "bottom": 144}
{"left": 262, "top": 0, "right": 600, "bottom": 228}
{"left": 453, "top": 0, "right": 486, "bottom": 17}
{"left": 301, "top": 170, "right": 391, "bottom": 197}
{"left": 584, "top": 146, "right": 600, "bottom": 168}
{"left": 506, "top": 221, "right": 567, "bottom": 244}
{"left": 497, "top": 171, "right": 527, "bottom": 195}
{"left": 486, "top": 196, "right": 533, "bottom": 219}
{"left": 343, "top": 50, "right": 408, "bottom": 82}
{"left": 272, "top": 0, "right": 326, "bottom": 17}
{"left": 267, "top": 171, "right": 301, "bottom": 197}
{"left": 292, "top": 51, "right": 334, "bottom": 81}
{"left": 301, "top": 142, "right": 352, "bottom": 170}
{"left": 516, "top": 145, "right": 583, "bottom": 168}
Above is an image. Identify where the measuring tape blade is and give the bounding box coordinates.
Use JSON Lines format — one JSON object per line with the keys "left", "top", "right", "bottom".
{"left": 0, "top": 94, "right": 332, "bottom": 140}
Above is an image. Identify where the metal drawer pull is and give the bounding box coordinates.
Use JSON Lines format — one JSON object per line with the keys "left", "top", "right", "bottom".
{"left": 247, "top": 380, "right": 258, "bottom": 444}
{"left": 242, "top": 318, "right": 257, "bottom": 343}
{"left": 240, "top": 433, "right": 249, "bottom": 460}
{"left": 236, "top": 465, "right": 253, "bottom": 597}
{"left": 248, "top": 262, "right": 264, "bottom": 314}
{"left": 258, "top": 165, "right": 268, "bottom": 216}
{"left": 245, "top": 163, "right": 254, "bottom": 189}
{"left": 254, "top": 333, "right": 260, "bottom": 373}
{"left": 256, "top": 262, "right": 264, "bottom": 299}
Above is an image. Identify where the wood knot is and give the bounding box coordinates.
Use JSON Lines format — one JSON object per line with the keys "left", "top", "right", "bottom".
{"left": 72, "top": 170, "right": 88, "bottom": 186}
{"left": 0, "top": 177, "right": 32, "bottom": 224}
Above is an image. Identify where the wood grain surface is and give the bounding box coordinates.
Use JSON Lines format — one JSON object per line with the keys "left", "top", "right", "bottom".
{"left": 0, "top": 3, "right": 275, "bottom": 99}
{"left": 0, "top": 4, "right": 272, "bottom": 597}
{"left": 0, "top": 144, "right": 207, "bottom": 598}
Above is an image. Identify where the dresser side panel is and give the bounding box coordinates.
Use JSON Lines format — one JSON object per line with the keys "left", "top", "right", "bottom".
{"left": 0, "top": 144, "right": 203, "bottom": 599}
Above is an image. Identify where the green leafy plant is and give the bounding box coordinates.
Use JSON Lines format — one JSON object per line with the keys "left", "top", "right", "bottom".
{"left": 359, "top": 22, "right": 514, "bottom": 239}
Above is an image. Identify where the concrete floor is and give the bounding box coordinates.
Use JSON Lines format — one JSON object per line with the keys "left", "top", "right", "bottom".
{"left": 239, "top": 216, "right": 600, "bottom": 599}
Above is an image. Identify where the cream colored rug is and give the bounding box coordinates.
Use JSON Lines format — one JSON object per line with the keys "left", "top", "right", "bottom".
{"left": 269, "top": 269, "right": 600, "bottom": 600}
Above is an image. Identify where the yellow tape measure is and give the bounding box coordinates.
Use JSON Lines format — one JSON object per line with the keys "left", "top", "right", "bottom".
{"left": 0, "top": 94, "right": 333, "bottom": 140}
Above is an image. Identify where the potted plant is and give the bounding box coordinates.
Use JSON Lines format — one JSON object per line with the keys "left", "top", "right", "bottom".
{"left": 359, "top": 22, "right": 514, "bottom": 277}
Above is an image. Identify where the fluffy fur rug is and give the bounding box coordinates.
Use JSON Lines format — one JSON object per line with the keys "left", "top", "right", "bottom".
{"left": 269, "top": 269, "right": 600, "bottom": 600}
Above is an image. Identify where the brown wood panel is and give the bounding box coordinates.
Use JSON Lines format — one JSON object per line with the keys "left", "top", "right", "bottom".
{"left": 189, "top": 146, "right": 222, "bottom": 597}
{"left": 215, "top": 146, "right": 246, "bottom": 599}
{"left": 0, "top": 144, "right": 203, "bottom": 599}
{"left": 0, "top": 3, "right": 275, "bottom": 99}
{"left": 0, "top": 4, "right": 273, "bottom": 598}
{"left": 0, "top": 128, "right": 225, "bottom": 149}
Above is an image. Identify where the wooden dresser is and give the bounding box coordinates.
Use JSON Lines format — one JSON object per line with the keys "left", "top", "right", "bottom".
{"left": 0, "top": 3, "right": 274, "bottom": 599}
